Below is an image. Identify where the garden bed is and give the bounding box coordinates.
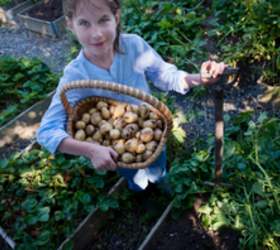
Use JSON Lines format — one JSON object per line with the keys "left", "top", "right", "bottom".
{"left": 139, "top": 194, "right": 240, "bottom": 250}
{"left": 0, "top": 0, "right": 33, "bottom": 25}
{"left": 18, "top": 0, "right": 66, "bottom": 37}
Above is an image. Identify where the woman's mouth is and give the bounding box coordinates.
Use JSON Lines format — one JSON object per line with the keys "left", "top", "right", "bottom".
{"left": 93, "top": 42, "right": 105, "bottom": 47}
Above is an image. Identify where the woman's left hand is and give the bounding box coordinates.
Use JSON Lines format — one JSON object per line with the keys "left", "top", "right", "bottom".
{"left": 200, "top": 60, "right": 228, "bottom": 87}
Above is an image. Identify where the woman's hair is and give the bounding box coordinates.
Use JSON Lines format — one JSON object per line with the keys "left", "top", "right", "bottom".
{"left": 63, "top": 0, "right": 124, "bottom": 54}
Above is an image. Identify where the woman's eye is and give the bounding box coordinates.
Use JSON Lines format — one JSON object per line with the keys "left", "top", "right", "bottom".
{"left": 100, "top": 19, "right": 108, "bottom": 23}
{"left": 81, "top": 21, "right": 88, "bottom": 26}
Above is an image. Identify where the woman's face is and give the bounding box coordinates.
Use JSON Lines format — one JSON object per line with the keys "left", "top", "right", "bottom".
{"left": 66, "top": 0, "right": 119, "bottom": 62}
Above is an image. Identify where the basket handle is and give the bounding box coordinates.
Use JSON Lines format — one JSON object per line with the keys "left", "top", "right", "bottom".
{"left": 60, "top": 79, "right": 173, "bottom": 125}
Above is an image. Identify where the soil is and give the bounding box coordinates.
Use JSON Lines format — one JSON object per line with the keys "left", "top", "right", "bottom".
{"left": 1, "top": 0, "right": 25, "bottom": 11}
{"left": 23, "top": 0, "right": 64, "bottom": 22}
{"left": 145, "top": 194, "right": 240, "bottom": 250}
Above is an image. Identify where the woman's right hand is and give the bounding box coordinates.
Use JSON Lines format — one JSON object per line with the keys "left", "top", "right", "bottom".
{"left": 88, "top": 144, "right": 119, "bottom": 171}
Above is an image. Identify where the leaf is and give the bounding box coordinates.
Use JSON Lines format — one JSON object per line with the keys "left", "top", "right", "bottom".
{"left": 98, "top": 202, "right": 109, "bottom": 211}
{"left": 36, "top": 207, "right": 50, "bottom": 222}
{"left": 197, "top": 205, "right": 212, "bottom": 214}
{"left": 23, "top": 197, "right": 38, "bottom": 212}
{"left": 277, "top": 54, "right": 280, "bottom": 69}
{"left": 255, "top": 200, "right": 268, "bottom": 208}
{"left": 214, "top": 214, "right": 229, "bottom": 225}
{"left": 0, "top": 159, "right": 10, "bottom": 170}
{"left": 35, "top": 230, "right": 50, "bottom": 246}
{"left": 106, "top": 198, "right": 119, "bottom": 208}
{"left": 24, "top": 215, "right": 38, "bottom": 225}
{"left": 258, "top": 112, "right": 268, "bottom": 124}
{"left": 79, "top": 193, "right": 91, "bottom": 204}
{"left": 62, "top": 240, "right": 74, "bottom": 250}
{"left": 213, "top": 221, "right": 226, "bottom": 231}
{"left": 252, "top": 182, "right": 265, "bottom": 198}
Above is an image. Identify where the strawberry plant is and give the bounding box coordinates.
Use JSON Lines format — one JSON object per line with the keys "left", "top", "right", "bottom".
{"left": 0, "top": 55, "right": 59, "bottom": 126}
{"left": 0, "top": 147, "right": 121, "bottom": 249}
{"left": 167, "top": 110, "right": 280, "bottom": 249}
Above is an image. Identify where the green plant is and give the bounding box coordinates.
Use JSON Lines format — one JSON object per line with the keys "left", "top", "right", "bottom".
{"left": 0, "top": 55, "right": 60, "bottom": 125}
{"left": 0, "top": 147, "right": 120, "bottom": 249}
{"left": 211, "top": 0, "right": 280, "bottom": 85}
{"left": 167, "top": 110, "right": 280, "bottom": 249}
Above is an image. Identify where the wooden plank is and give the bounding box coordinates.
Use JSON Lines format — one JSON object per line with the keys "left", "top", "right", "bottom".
{"left": 0, "top": 90, "right": 55, "bottom": 154}
{"left": 17, "top": 1, "right": 56, "bottom": 37}
{"left": 53, "top": 15, "right": 67, "bottom": 37}
{"left": 0, "top": 0, "right": 34, "bottom": 24}
{"left": 138, "top": 200, "right": 173, "bottom": 250}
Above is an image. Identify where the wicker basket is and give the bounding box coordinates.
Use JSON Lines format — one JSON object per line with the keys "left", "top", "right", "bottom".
{"left": 60, "top": 80, "right": 173, "bottom": 169}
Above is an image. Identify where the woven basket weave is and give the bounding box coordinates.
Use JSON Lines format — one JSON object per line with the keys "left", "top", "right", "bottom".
{"left": 60, "top": 80, "right": 173, "bottom": 169}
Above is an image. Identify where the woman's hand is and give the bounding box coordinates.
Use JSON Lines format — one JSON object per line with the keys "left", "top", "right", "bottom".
{"left": 200, "top": 60, "right": 228, "bottom": 87}
{"left": 88, "top": 145, "right": 119, "bottom": 171}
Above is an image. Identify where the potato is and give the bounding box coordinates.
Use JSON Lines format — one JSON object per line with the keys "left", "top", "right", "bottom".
{"left": 139, "top": 104, "right": 150, "bottom": 120}
{"left": 75, "top": 121, "right": 86, "bottom": 130}
{"left": 108, "top": 117, "right": 115, "bottom": 126}
{"left": 154, "top": 128, "right": 163, "bottom": 141}
{"left": 92, "top": 130, "right": 103, "bottom": 141}
{"left": 126, "top": 104, "right": 139, "bottom": 115}
{"left": 90, "top": 112, "right": 102, "bottom": 126}
{"left": 103, "top": 140, "right": 111, "bottom": 146}
{"left": 149, "top": 112, "right": 159, "bottom": 120}
{"left": 156, "top": 120, "right": 163, "bottom": 129}
{"left": 140, "top": 127, "right": 154, "bottom": 142}
{"left": 136, "top": 154, "right": 144, "bottom": 163}
{"left": 143, "top": 150, "right": 153, "bottom": 160}
{"left": 101, "top": 107, "right": 110, "bottom": 120}
{"left": 110, "top": 129, "right": 121, "bottom": 140}
{"left": 136, "top": 143, "right": 146, "bottom": 154}
{"left": 100, "top": 123, "right": 113, "bottom": 135}
{"left": 96, "top": 101, "right": 108, "bottom": 110}
{"left": 109, "top": 105, "right": 116, "bottom": 116}
{"left": 112, "top": 141, "right": 126, "bottom": 155}
{"left": 104, "top": 133, "right": 111, "bottom": 140}
{"left": 135, "top": 131, "right": 141, "bottom": 139}
{"left": 146, "top": 141, "right": 158, "bottom": 152}
{"left": 137, "top": 117, "right": 144, "bottom": 128}
{"left": 75, "top": 129, "right": 86, "bottom": 141}
{"left": 143, "top": 120, "right": 157, "bottom": 129}
{"left": 113, "top": 105, "right": 125, "bottom": 119}
{"left": 81, "top": 113, "right": 91, "bottom": 124}
{"left": 121, "top": 152, "right": 135, "bottom": 164}
{"left": 123, "top": 111, "right": 138, "bottom": 123}
{"left": 85, "top": 137, "right": 93, "bottom": 142}
{"left": 99, "top": 120, "right": 108, "bottom": 128}
{"left": 114, "top": 118, "right": 127, "bottom": 130}
{"left": 85, "top": 124, "right": 95, "bottom": 135}
{"left": 125, "top": 138, "right": 139, "bottom": 153}
{"left": 89, "top": 108, "right": 97, "bottom": 115}
{"left": 122, "top": 124, "right": 139, "bottom": 140}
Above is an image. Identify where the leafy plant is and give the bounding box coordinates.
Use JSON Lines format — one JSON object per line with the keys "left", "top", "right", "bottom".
{"left": 167, "top": 110, "right": 280, "bottom": 249}
{"left": 0, "top": 147, "right": 121, "bottom": 249}
{"left": 0, "top": 55, "right": 60, "bottom": 125}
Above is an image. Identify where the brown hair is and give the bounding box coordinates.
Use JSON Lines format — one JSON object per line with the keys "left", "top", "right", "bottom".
{"left": 63, "top": 0, "right": 124, "bottom": 54}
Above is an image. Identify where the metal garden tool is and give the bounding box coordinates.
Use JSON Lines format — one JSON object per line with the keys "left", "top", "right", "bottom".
{"left": 201, "top": 67, "right": 240, "bottom": 188}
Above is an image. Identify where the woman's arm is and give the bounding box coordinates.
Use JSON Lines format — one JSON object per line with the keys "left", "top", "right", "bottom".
{"left": 57, "top": 137, "right": 118, "bottom": 171}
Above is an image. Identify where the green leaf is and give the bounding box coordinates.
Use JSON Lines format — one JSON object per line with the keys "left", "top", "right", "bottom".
{"left": 62, "top": 240, "right": 74, "bottom": 250}
{"left": 197, "top": 205, "right": 212, "bottom": 214}
{"left": 23, "top": 197, "right": 38, "bottom": 212}
{"left": 98, "top": 202, "right": 109, "bottom": 211}
{"left": 277, "top": 54, "right": 280, "bottom": 69}
{"left": 35, "top": 230, "right": 50, "bottom": 246}
{"left": 24, "top": 215, "right": 38, "bottom": 225}
{"left": 255, "top": 200, "right": 268, "bottom": 208}
{"left": 258, "top": 112, "right": 268, "bottom": 124}
{"left": 214, "top": 214, "right": 229, "bottom": 225}
{"left": 79, "top": 193, "right": 91, "bottom": 204}
{"left": 36, "top": 207, "right": 50, "bottom": 222}
{"left": 252, "top": 182, "right": 265, "bottom": 198}
{"left": 213, "top": 221, "right": 226, "bottom": 231}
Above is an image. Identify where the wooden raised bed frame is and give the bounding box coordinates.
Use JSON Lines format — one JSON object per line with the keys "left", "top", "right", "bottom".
{"left": 0, "top": 0, "right": 34, "bottom": 25}
{"left": 17, "top": 1, "right": 67, "bottom": 38}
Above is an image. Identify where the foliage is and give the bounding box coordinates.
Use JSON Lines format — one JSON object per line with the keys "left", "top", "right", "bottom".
{"left": 0, "top": 55, "right": 59, "bottom": 125}
{"left": 167, "top": 110, "right": 280, "bottom": 249}
{"left": 0, "top": 148, "right": 120, "bottom": 250}
{"left": 211, "top": 0, "right": 280, "bottom": 84}
{"left": 121, "top": 0, "right": 209, "bottom": 70}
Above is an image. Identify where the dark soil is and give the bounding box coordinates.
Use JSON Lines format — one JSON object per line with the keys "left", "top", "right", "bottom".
{"left": 145, "top": 194, "right": 240, "bottom": 250}
{"left": 23, "top": 0, "right": 64, "bottom": 22}
{"left": 1, "top": 0, "right": 25, "bottom": 11}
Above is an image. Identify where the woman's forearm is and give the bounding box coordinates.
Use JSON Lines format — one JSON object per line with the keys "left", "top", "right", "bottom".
{"left": 183, "top": 74, "right": 202, "bottom": 89}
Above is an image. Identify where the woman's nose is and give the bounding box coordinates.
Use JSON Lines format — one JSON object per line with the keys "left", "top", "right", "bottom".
{"left": 92, "top": 26, "right": 102, "bottom": 39}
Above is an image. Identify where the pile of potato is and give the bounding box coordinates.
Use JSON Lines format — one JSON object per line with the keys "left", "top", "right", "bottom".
{"left": 74, "top": 101, "right": 163, "bottom": 164}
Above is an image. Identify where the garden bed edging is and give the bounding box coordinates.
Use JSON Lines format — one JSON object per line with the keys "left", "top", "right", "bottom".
{"left": 0, "top": 0, "right": 34, "bottom": 25}
{"left": 17, "top": 1, "right": 67, "bottom": 38}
